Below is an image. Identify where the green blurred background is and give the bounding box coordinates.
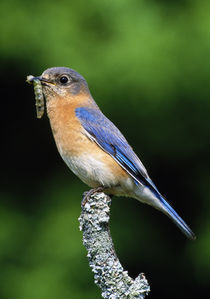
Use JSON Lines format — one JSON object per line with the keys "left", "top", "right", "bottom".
{"left": 1, "top": 0, "right": 210, "bottom": 298}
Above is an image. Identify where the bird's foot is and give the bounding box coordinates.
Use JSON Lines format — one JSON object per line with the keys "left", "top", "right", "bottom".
{"left": 82, "top": 187, "right": 105, "bottom": 206}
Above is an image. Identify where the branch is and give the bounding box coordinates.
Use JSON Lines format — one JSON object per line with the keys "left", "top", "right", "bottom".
{"left": 79, "top": 191, "right": 150, "bottom": 298}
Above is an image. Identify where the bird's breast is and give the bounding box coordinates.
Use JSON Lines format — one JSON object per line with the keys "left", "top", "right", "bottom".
{"left": 47, "top": 102, "right": 133, "bottom": 191}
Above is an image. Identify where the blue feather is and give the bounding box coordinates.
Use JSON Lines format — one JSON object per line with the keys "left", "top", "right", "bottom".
{"left": 158, "top": 195, "right": 196, "bottom": 240}
{"left": 76, "top": 106, "right": 155, "bottom": 189}
{"left": 76, "top": 107, "right": 195, "bottom": 240}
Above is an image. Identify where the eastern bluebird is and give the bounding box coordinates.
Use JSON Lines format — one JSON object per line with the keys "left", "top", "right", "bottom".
{"left": 29, "top": 67, "right": 195, "bottom": 240}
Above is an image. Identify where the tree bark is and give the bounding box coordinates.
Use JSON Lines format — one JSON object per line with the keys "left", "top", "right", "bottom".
{"left": 79, "top": 191, "right": 150, "bottom": 299}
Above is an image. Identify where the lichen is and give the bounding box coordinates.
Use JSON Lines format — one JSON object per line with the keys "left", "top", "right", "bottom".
{"left": 79, "top": 192, "right": 150, "bottom": 298}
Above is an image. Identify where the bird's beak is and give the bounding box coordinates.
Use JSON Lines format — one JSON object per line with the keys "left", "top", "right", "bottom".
{"left": 31, "top": 76, "right": 42, "bottom": 81}
{"left": 31, "top": 76, "right": 55, "bottom": 85}
{"left": 34, "top": 76, "right": 54, "bottom": 85}
{"left": 26, "top": 75, "right": 55, "bottom": 86}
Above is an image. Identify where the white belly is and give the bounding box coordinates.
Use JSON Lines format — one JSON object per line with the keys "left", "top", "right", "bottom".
{"left": 61, "top": 152, "right": 120, "bottom": 188}
{"left": 59, "top": 151, "right": 135, "bottom": 198}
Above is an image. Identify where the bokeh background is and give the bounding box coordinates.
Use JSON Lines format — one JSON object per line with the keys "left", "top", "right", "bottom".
{"left": 1, "top": 0, "right": 210, "bottom": 298}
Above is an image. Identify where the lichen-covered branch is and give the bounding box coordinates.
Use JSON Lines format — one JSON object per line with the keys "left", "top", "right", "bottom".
{"left": 79, "top": 192, "right": 150, "bottom": 298}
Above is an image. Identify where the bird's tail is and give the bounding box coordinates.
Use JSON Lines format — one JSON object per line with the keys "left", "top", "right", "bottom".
{"left": 159, "top": 195, "right": 196, "bottom": 240}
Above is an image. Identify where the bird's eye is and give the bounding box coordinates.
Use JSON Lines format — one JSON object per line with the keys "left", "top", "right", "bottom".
{"left": 59, "top": 76, "right": 69, "bottom": 84}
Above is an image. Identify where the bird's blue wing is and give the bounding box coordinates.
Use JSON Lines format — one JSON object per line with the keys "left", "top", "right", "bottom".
{"left": 75, "top": 106, "right": 159, "bottom": 194}
{"left": 76, "top": 107, "right": 196, "bottom": 240}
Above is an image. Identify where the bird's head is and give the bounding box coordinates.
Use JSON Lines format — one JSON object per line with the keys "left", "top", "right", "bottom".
{"left": 36, "top": 67, "right": 90, "bottom": 101}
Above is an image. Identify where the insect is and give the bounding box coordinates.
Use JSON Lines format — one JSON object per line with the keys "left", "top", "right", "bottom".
{"left": 26, "top": 75, "right": 45, "bottom": 119}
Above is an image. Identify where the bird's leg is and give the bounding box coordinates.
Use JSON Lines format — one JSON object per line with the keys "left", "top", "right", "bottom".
{"left": 82, "top": 187, "right": 105, "bottom": 206}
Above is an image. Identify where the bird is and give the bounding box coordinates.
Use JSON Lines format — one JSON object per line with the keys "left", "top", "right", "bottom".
{"left": 31, "top": 66, "right": 195, "bottom": 240}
